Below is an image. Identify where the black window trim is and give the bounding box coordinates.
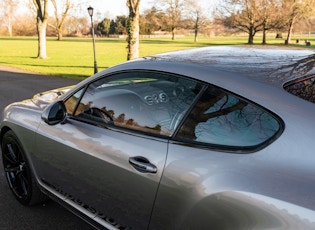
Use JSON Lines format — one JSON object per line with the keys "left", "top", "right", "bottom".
{"left": 63, "top": 69, "right": 205, "bottom": 140}
{"left": 63, "top": 69, "right": 285, "bottom": 153}
{"left": 172, "top": 84, "right": 285, "bottom": 154}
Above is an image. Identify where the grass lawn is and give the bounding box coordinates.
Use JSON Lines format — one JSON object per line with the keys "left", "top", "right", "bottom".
{"left": 0, "top": 34, "right": 314, "bottom": 79}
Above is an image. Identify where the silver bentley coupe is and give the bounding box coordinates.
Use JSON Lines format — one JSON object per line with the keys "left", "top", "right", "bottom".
{"left": 1, "top": 46, "right": 315, "bottom": 230}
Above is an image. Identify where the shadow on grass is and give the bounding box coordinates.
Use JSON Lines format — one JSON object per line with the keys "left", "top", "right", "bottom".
{"left": 0, "top": 61, "right": 107, "bottom": 79}
{"left": 0, "top": 61, "right": 108, "bottom": 69}
{"left": 0, "top": 37, "right": 37, "bottom": 41}
{"left": 63, "top": 38, "right": 251, "bottom": 47}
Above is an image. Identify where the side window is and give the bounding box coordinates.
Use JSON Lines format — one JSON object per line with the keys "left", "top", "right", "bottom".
{"left": 176, "top": 85, "right": 282, "bottom": 149}
{"left": 71, "top": 71, "right": 203, "bottom": 137}
{"left": 284, "top": 75, "right": 315, "bottom": 103}
{"left": 64, "top": 88, "right": 84, "bottom": 115}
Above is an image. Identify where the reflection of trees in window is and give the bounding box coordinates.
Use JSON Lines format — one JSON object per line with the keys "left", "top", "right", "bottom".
{"left": 116, "top": 113, "right": 125, "bottom": 123}
{"left": 177, "top": 86, "right": 280, "bottom": 147}
{"left": 284, "top": 75, "right": 315, "bottom": 103}
{"left": 126, "top": 119, "right": 134, "bottom": 126}
{"left": 74, "top": 72, "right": 207, "bottom": 136}
{"left": 101, "top": 107, "right": 114, "bottom": 118}
{"left": 178, "top": 87, "right": 247, "bottom": 139}
{"left": 65, "top": 89, "right": 84, "bottom": 115}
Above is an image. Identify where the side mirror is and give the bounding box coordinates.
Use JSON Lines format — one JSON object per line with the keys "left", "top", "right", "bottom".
{"left": 41, "top": 101, "right": 67, "bottom": 125}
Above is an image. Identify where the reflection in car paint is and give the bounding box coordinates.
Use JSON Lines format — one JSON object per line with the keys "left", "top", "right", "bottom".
{"left": 42, "top": 179, "right": 129, "bottom": 230}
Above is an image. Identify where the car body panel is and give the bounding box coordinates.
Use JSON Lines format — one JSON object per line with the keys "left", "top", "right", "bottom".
{"left": 1, "top": 46, "right": 315, "bottom": 229}
{"left": 0, "top": 100, "right": 42, "bottom": 162}
{"left": 32, "top": 85, "right": 74, "bottom": 108}
{"left": 33, "top": 118, "right": 168, "bottom": 229}
{"left": 149, "top": 138, "right": 315, "bottom": 229}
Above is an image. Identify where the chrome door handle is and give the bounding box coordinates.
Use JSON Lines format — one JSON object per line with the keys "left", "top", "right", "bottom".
{"left": 129, "top": 156, "right": 157, "bottom": 173}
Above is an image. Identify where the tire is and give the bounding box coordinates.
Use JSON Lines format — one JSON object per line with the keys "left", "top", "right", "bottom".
{"left": 1, "top": 130, "right": 47, "bottom": 206}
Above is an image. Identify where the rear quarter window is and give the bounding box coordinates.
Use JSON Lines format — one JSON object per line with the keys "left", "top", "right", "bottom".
{"left": 284, "top": 75, "right": 315, "bottom": 103}
{"left": 175, "top": 85, "right": 283, "bottom": 152}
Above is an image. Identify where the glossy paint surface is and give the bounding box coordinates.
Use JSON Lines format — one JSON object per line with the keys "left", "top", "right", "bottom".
{"left": 1, "top": 46, "right": 315, "bottom": 229}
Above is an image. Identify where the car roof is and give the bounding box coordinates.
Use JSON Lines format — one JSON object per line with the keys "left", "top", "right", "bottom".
{"left": 69, "top": 46, "right": 315, "bottom": 127}
{"left": 142, "top": 45, "right": 315, "bottom": 87}
{"left": 79, "top": 45, "right": 315, "bottom": 104}
{"left": 87, "top": 45, "right": 314, "bottom": 90}
{"left": 92, "top": 45, "right": 314, "bottom": 116}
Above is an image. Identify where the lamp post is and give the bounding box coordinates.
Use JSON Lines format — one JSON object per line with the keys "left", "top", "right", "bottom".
{"left": 87, "top": 6, "right": 98, "bottom": 74}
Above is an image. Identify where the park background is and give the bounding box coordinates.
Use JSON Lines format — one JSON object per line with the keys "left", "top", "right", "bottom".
{"left": 0, "top": 0, "right": 315, "bottom": 79}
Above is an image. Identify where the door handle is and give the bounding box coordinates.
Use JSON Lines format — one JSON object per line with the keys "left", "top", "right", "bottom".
{"left": 129, "top": 156, "right": 157, "bottom": 173}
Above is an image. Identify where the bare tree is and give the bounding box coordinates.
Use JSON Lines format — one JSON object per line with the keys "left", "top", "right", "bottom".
{"left": 50, "top": 0, "right": 72, "bottom": 40}
{"left": 282, "top": 0, "right": 315, "bottom": 44}
{"left": 65, "top": 16, "right": 89, "bottom": 36}
{"left": 221, "top": 0, "right": 267, "bottom": 44}
{"left": 159, "top": 0, "right": 184, "bottom": 40}
{"left": 261, "top": 0, "right": 287, "bottom": 44}
{"left": 184, "top": 0, "right": 209, "bottom": 42}
{"left": 32, "top": 0, "right": 49, "bottom": 58}
{"left": 0, "top": 0, "right": 19, "bottom": 36}
{"left": 126, "top": 0, "right": 141, "bottom": 60}
{"left": 219, "top": 0, "right": 285, "bottom": 44}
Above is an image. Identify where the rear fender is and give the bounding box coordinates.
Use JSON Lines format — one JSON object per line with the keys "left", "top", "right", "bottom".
{"left": 180, "top": 191, "right": 315, "bottom": 230}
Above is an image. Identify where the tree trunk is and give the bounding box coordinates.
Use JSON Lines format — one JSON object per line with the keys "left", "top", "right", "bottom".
{"left": 248, "top": 33, "right": 254, "bottom": 44}
{"left": 6, "top": 14, "right": 13, "bottom": 37}
{"left": 194, "top": 18, "right": 199, "bottom": 43}
{"left": 127, "top": 0, "right": 140, "bottom": 60}
{"left": 247, "top": 26, "right": 255, "bottom": 44}
{"left": 51, "top": 0, "right": 70, "bottom": 42}
{"left": 37, "top": 19, "right": 47, "bottom": 59}
{"left": 194, "top": 28, "right": 198, "bottom": 43}
{"left": 34, "top": 0, "right": 49, "bottom": 59}
{"left": 7, "top": 24, "right": 13, "bottom": 37}
{"left": 262, "top": 28, "right": 267, "bottom": 44}
{"left": 285, "top": 16, "right": 295, "bottom": 45}
{"left": 57, "top": 29, "right": 63, "bottom": 41}
{"left": 171, "top": 27, "right": 175, "bottom": 40}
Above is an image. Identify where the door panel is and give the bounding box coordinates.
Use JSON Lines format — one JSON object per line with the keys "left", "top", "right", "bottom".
{"left": 33, "top": 70, "right": 202, "bottom": 229}
{"left": 34, "top": 118, "right": 168, "bottom": 229}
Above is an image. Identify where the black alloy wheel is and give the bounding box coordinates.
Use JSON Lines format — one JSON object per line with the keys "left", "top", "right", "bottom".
{"left": 1, "top": 130, "right": 42, "bottom": 205}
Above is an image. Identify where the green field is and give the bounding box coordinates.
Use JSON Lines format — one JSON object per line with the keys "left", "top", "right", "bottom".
{"left": 0, "top": 35, "right": 314, "bottom": 79}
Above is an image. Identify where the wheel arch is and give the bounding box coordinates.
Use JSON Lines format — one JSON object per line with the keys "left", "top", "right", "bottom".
{"left": 1, "top": 128, "right": 48, "bottom": 205}
{"left": 0, "top": 126, "right": 11, "bottom": 143}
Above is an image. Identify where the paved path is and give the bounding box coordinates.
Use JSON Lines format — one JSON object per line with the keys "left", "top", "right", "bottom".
{"left": 0, "top": 67, "right": 95, "bottom": 230}
{"left": 0, "top": 67, "right": 79, "bottom": 111}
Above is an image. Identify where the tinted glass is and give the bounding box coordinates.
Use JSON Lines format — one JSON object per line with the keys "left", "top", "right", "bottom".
{"left": 284, "top": 75, "right": 315, "bottom": 103}
{"left": 176, "top": 86, "right": 281, "bottom": 148}
{"left": 72, "top": 71, "right": 203, "bottom": 136}
{"left": 64, "top": 88, "right": 84, "bottom": 115}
